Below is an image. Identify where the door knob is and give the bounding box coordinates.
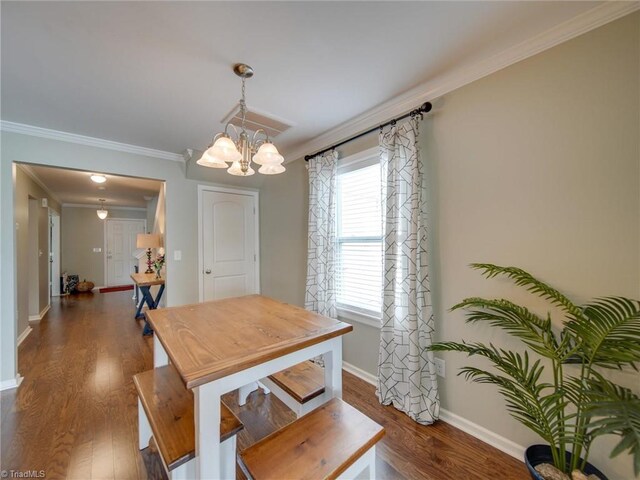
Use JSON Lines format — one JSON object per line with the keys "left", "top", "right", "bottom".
{"left": 205, "top": 269, "right": 212, "bottom": 274}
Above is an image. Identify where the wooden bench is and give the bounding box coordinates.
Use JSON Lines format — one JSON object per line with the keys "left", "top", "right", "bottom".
{"left": 239, "top": 397, "right": 384, "bottom": 480}
{"left": 239, "top": 361, "right": 327, "bottom": 418}
{"left": 134, "top": 364, "right": 243, "bottom": 480}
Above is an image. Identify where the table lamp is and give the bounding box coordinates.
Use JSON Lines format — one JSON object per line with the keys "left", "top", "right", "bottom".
{"left": 137, "top": 233, "right": 162, "bottom": 274}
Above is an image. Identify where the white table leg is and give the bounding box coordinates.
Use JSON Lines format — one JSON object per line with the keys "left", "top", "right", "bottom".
{"left": 324, "top": 337, "right": 343, "bottom": 399}
{"left": 154, "top": 334, "right": 169, "bottom": 367}
{"left": 138, "top": 398, "right": 152, "bottom": 450}
{"left": 195, "top": 381, "right": 223, "bottom": 479}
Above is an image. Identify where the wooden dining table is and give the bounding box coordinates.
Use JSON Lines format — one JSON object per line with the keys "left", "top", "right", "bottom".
{"left": 146, "top": 294, "right": 353, "bottom": 479}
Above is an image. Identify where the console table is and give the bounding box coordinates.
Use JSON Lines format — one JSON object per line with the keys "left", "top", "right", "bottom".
{"left": 130, "top": 272, "right": 165, "bottom": 335}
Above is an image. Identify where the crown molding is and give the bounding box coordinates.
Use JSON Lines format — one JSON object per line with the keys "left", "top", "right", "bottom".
{"left": 62, "top": 203, "right": 147, "bottom": 211}
{"left": 284, "top": 1, "right": 640, "bottom": 163}
{"left": 0, "top": 121, "right": 184, "bottom": 163}
{"left": 17, "top": 164, "right": 63, "bottom": 205}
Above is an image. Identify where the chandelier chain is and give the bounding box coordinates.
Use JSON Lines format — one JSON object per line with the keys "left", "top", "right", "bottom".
{"left": 240, "top": 77, "right": 247, "bottom": 129}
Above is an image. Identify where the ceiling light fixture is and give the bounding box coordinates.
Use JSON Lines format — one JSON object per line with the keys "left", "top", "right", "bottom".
{"left": 96, "top": 199, "right": 108, "bottom": 220}
{"left": 91, "top": 174, "right": 107, "bottom": 184}
{"left": 197, "top": 64, "right": 285, "bottom": 176}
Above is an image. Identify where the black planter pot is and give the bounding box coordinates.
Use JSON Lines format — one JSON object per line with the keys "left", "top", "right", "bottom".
{"left": 525, "top": 444, "right": 609, "bottom": 480}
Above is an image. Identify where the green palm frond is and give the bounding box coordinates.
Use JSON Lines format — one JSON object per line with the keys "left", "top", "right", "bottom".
{"left": 565, "top": 297, "right": 640, "bottom": 369}
{"left": 459, "top": 366, "right": 563, "bottom": 446}
{"left": 439, "top": 263, "right": 640, "bottom": 474}
{"left": 584, "top": 373, "right": 640, "bottom": 476}
{"left": 470, "top": 263, "right": 583, "bottom": 319}
{"left": 430, "top": 342, "right": 564, "bottom": 450}
{"left": 451, "top": 297, "right": 558, "bottom": 357}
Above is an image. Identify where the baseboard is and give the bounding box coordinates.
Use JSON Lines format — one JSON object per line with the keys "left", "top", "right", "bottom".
{"left": 0, "top": 374, "right": 24, "bottom": 392}
{"left": 341, "top": 360, "right": 525, "bottom": 462}
{"left": 342, "top": 360, "right": 377, "bottom": 386}
{"left": 439, "top": 408, "right": 525, "bottom": 460}
{"left": 28, "top": 304, "right": 51, "bottom": 324}
{"left": 17, "top": 326, "right": 32, "bottom": 347}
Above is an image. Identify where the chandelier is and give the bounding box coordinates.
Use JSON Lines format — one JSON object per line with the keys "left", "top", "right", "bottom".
{"left": 197, "top": 64, "right": 285, "bottom": 176}
{"left": 96, "top": 199, "right": 108, "bottom": 220}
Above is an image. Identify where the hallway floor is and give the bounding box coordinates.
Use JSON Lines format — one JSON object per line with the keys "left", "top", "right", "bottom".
{"left": 1, "top": 291, "right": 527, "bottom": 479}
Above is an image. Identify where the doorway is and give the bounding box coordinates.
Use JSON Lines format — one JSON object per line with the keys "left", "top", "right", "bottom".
{"left": 198, "top": 186, "right": 259, "bottom": 301}
{"left": 105, "top": 218, "right": 146, "bottom": 287}
{"left": 27, "top": 198, "right": 40, "bottom": 320}
{"left": 49, "top": 210, "right": 61, "bottom": 297}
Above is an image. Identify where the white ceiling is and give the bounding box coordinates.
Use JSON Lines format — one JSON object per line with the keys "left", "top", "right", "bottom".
{"left": 21, "top": 164, "right": 162, "bottom": 208}
{"left": 1, "top": 1, "right": 603, "bottom": 158}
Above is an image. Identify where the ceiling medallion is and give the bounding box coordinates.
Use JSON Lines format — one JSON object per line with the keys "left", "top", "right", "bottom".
{"left": 197, "top": 64, "right": 285, "bottom": 176}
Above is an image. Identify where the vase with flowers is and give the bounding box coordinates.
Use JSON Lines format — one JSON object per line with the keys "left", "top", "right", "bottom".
{"left": 153, "top": 254, "right": 165, "bottom": 279}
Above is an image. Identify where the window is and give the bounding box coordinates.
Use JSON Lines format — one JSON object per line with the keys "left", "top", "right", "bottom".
{"left": 336, "top": 151, "right": 383, "bottom": 323}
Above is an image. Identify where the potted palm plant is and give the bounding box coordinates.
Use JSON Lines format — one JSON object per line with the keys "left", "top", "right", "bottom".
{"left": 430, "top": 264, "right": 640, "bottom": 480}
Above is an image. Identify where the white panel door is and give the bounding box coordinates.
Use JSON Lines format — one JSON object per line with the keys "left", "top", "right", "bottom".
{"left": 106, "top": 219, "right": 145, "bottom": 286}
{"left": 202, "top": 190, "right": 257, "bottom": 301}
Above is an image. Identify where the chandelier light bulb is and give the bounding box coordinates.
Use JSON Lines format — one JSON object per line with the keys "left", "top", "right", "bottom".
{"left": 253, "top": 142, "right": 284, "bottom": 166}
{"left": 228, "top": 161, "right": 255, "bottom": 176}
{"left": 209, "top": 136, "right": 242, "bottom": 164}
{"left": 196, "top": 149, "right": 228, "bottom": 169}
{"left": 258, "top": 163, "right": 286, "bottom": 175}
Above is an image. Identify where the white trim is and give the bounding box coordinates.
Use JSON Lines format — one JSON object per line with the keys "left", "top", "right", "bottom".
{"left": 341, "top": 360, "right": 526, "bottom": 461}
{"left": 285, "top": 2, "right": 640, "bottom": 163}
{"left": 62, "top": 203, "right": 147, "bottom": 211}
{"left": 197, "top": 184, "right": 261, "bottom": 302}
{"left": 16, "top": 164, "right": 62, "bottom": 205}
{"left": 337, "top": 307, "right": 381, "bottom": 329}
{"left": 28, "top": 304, "right": 50, "bottom": 324}
{"left": 337, "top": 146, "right": 380, "bottom": 175}
{"left": 342, "top": 361, "right": 378, "bottom": 386}
{"left": 0, "top": 374, "right": 24, "bottom": 392}
{"left": 0, "top": 121, "right": 184, "bottom": 163}
{"left": 17, "top": 326, "right": 32, "bottom": 347}
{"left": 104, "top": 218, "right": 147, "bottom": 286}
{"left": 339, "top": 146, "right": 379, "bottom": 169}
{"left": 439, "top": 409, "right": 525, "bottom": 461}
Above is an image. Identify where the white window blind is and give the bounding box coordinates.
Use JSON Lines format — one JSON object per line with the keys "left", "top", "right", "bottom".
{"left": 336, "top": 162, "right": 382, "bottom": 317}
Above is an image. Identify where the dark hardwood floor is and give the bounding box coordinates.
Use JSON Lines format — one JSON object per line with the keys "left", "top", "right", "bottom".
{"left": 1, "top": 291, "right": 528, "bottom": 479}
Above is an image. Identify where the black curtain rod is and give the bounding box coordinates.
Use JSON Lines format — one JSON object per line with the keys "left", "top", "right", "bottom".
{"left": 304, "top": 102, "right": 432, "bottom": 161}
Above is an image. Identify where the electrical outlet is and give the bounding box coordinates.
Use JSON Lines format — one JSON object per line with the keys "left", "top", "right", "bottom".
{"left": 434, "top": 357, "right": 446, "bottom": 378}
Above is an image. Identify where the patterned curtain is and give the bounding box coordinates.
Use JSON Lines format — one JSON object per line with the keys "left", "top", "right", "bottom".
{"left": 377, "top": 117, "right": 439, "bottom": 425}
{"left": 305, "top": 150, "right": 338, "bottom": 319}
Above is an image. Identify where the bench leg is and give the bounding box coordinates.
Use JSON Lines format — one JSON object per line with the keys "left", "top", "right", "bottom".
{"left": 220, "top": 436, "right": 237, "bottom": 480}
{"left": 337, "top": 445, "right": 376, "bottom": 480}
{"left": 257, "top": 380, "right": 270, "bottom": 394}
{"left": 238, "top": 381, "right": 258, "bottom": 407}
{"left": 154, "top": 334, "right": 169, "bottom": 367}
{"left": 168, "top": 437, "right": 235, "bottom": 480}
{"left": 138, "top": 399, "right": 152, "bottom": 450}
{"left": 170, "top": 460, "right": 194, "bottom": 480}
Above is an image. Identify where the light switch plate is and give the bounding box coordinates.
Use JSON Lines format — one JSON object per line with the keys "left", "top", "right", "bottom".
{"left": 174, "top": 250, "right": 182, "bottom": 261}
{"left": 93, "top": 247, "right": 102, "bottom": 253}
